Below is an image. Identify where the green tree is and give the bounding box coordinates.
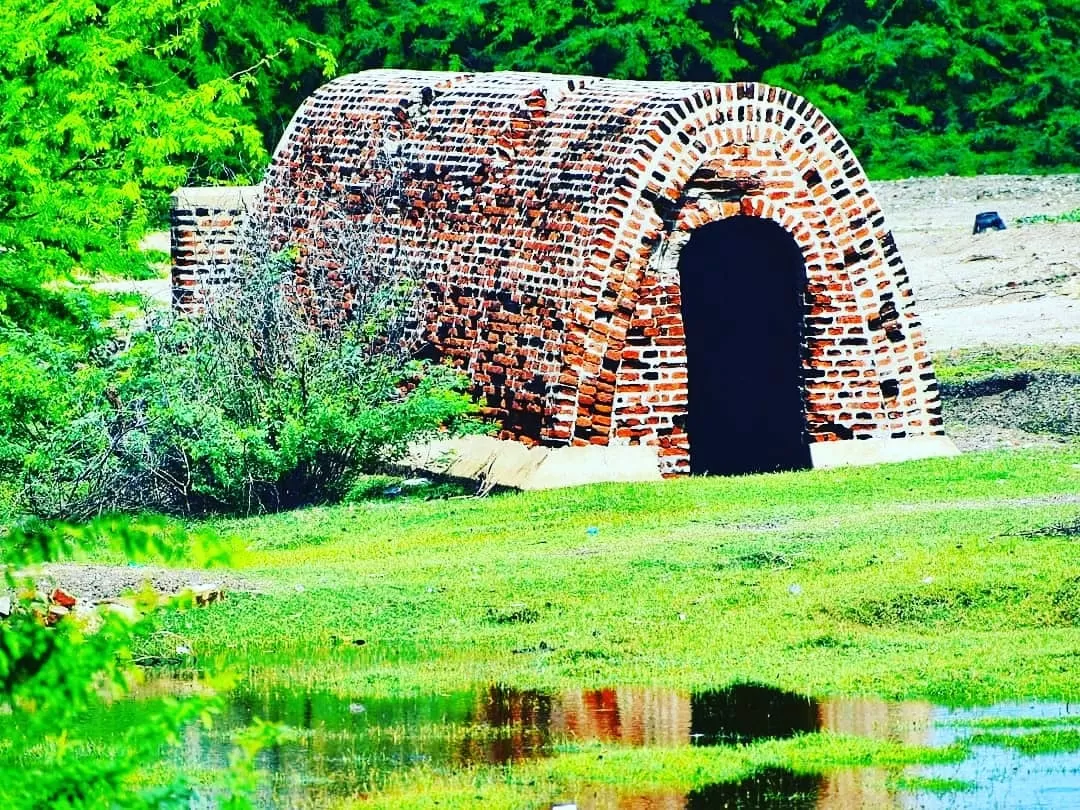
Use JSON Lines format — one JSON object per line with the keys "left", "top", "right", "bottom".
{"left": 236, "top": 0, "right": 1079, "bottom": 178}
{"left": 0, "top": 0, "right": 267, "bottom": 319}
{"left": 756, "top": 0, "right": 1080, "bottom": 176}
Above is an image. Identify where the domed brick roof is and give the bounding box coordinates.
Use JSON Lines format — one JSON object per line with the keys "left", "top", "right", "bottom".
{"left": 252, "top": 70, "right": 949, "bottom": 475}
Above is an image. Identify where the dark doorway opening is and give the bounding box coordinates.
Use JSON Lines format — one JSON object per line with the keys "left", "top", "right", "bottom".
{"left": 678, "top": 216, "right": 811, "bottom": 475}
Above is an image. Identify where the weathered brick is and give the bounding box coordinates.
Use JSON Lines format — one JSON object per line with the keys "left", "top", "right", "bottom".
{"left": 172, "top": 70, "right": 945, "bottom": 478}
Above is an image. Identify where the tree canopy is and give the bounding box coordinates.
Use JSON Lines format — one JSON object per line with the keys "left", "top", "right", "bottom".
{"left": 218, "top": 0, "right": 1080, "bottom": 180}
{"left": 0, "top": 0, "right": 270, "bottom": 278}
{"left": 2, "top": 0, "right": 1076, "bottom": 306}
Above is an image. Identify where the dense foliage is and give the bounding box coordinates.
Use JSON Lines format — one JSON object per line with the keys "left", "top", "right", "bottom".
{"left": 1, "top": 0, "right": 1075, "bottom": 304}
{"left": 193, "top": 0, "right": 1080, "bottom": 179}
{"left": 0, "top": 1, "right": 474, "bottom": 523}
{"left": 0, "top": 0, "right": 272, "bottom": 293}
{"left": 0, "top": 3, "right": 469, "bottom": 793}
{"left": 0, "top": 517, "right": 278, "bottom": 808}
{"left": 0, "top": 268, "right": 476, "bottom": 519}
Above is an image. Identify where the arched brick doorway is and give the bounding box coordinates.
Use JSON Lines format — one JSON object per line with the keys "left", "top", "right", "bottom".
{"left": 679, "top": 216, "right": 811, "bottom": 475}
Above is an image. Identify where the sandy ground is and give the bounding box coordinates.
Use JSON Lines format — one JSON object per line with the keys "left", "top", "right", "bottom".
{"left": 876, "top": 174, "right": 1080, "bottom": 351}
{"left": 88, "top": 231, "right": 173, "bottom": 305}
{"left": 91, "top": 277, "right": 173, "bottom": 306}
{"left": 874, "top": 175, "right": 1080, "bottom": 452}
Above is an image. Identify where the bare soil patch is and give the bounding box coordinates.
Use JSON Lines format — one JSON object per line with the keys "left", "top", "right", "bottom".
{"left": 876, "top": 174, "right": 1080, "bottom": 451}
{"left": 877, "top": 174, "right": 1080, "bottom": 351}
{"left": 32, "top": 563, "right": 261, "bottom": 604}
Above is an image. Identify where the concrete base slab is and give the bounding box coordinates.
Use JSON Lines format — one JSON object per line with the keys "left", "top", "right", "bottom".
{"left": 407, "top": 434, "right": 960, "bottom": 491}
{"left": 810, "top": 435, "right": 960, "bottom": 468}
{"left": 406, "top": 435, "right": 663, "bottom": 490}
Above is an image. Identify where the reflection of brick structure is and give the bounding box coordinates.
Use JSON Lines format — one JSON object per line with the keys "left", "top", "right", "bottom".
{"left": 815, "top": 697, "right": 932, "bottom": 810}
{"left": 818, "top": 696, "right": 933, "bottom": 746}
{"left": 173, "top": 70, "right": 957, "bottom": 478}
{"left": 552, "top": 688, "right": 691, "bottom": 749}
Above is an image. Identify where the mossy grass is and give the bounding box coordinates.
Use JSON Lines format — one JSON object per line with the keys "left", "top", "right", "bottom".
{"left": 888, "top": 775, "right": 976, "bottom": 793}
{"left": 1016, "top": 207, "right": 1080, "bottom": 226}
{"left": 934, "top": 344, "right": 1080, "bottom": 383}
{"left": 944, "top": 715, "right": 1080, "bottom": 730}
{"left": 967, "top": 729, "right": 1080, "bottom": 755}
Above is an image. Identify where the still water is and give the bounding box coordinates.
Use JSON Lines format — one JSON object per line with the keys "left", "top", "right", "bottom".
{"left": 136, "top": 679, "right": 1079, "bottom": 808}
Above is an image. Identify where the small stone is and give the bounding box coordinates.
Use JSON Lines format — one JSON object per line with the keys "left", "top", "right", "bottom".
{"left": 348, "top": 703, "right": 366, "bottom": 714}
{"left": 191, "top": 584, "right": 224, "bottom": 606}
{"left": 0, "top": 595, "right": 11, "bottom": 618}
{"left": 788, "top": 583, "right": 803, "bottom": 596}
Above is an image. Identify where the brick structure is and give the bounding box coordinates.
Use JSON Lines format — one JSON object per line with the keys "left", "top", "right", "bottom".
{"left": 173, "top": 70, "right": 957, "bottom": 480}
{"left": 171, "top": 186, "right": 262, "bottom": 313}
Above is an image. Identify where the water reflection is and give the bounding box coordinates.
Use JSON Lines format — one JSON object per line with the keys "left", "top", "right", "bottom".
{"left": 686, "top": 768, "right": 820, "bottom": 808}
{"left": 906, "top": 700, "right": 1080, "bottom": 810}
{"left": 115, "top": 678, "right": 1080, "bottom": 808}
{"left": 565, "top": 768, "right": 899, "bottom": 810}
{"left": 690, "top": 684, "right": 819, "bottom": 744}
{"left": 553, "top": 686, "right": 692, "bottom": 748}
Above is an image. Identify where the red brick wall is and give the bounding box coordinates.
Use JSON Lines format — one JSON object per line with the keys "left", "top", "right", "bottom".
{"left": 170, "top": 187, "right": 260, "bottom": 313}
{"left": 207, "top": 70, "right": 944, "bottom": 474}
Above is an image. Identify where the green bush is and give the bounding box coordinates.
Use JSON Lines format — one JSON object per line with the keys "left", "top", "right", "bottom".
{"left": 0, "top": 258, "right": 480, "bottom": 519}
{"left": 0, "top": 257, "right": 114, "bottom": 345}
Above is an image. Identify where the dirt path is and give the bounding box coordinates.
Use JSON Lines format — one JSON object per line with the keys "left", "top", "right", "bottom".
{"left": 876, "top": 174, "right": 1080, "bottom": 351}
{"left": 32, "top": 563, "right": 262, "bottom": 604}
{"left": 91, "top": 277, "right": 172, "bottom": 305}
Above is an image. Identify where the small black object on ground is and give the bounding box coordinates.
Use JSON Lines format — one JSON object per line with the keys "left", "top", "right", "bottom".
{"left": 973, "top": 211, "right": 1007, "bottom": 234}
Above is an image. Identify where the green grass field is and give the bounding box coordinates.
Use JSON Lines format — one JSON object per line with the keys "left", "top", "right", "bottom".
{"left": 124, "top": 442, "right": 1079, "bottom": 806}
{"left": 934, "top": 345, "right": 1080, "bottom": 384}
{"left": 162, "top": 444, "right": 1080, "bottom": 705}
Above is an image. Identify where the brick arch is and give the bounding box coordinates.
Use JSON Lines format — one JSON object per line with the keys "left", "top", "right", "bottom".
{"left": 606, "top": 191, "right": 866, "bottom": 474}
{"left": 563, "top": 84, "right": 939, "bottom": 465}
